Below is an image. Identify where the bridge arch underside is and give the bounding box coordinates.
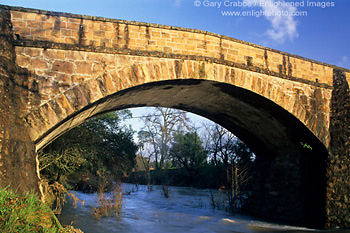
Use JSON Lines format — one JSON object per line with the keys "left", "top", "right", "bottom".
{"left": 35, "top": 79, "right": 327, "bottom": 228}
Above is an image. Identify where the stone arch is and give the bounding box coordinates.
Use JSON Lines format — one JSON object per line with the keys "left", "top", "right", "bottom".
{"left": 9, "top": 39, "right": 331, "bottom": 227}
{"left": 19, "top": 58, "right": 330, "bottom": 228}
{"left": 0, "top": 5, "right": 348, "bottom": 228}
{"left": 22, "top": 58, "right": 329, "bottom": 153}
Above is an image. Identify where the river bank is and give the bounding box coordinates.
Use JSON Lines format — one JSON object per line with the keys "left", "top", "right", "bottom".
{"left": 0, "top": 187, "right": 82, "bottom": 232}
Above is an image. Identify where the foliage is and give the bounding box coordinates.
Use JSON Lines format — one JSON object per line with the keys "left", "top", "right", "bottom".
{"left": 133, "top": 108, "right": 255, "bottom": 209}
{"left": 134, "top": 148, "right": 153, "bottom": 190}
{"left": 0, "top": 187, "right": 81, "bottom": 233}
{"left": 169, "top": 130, "right": 207, "bottom": 175}
{"left": 39, "top": 148, "right": 87, "bottom": 184}
{"left": 203, "top": 123, "right": 254, "bottom": 212}
{"left": 300, "top": 141, "right": 313, "bottom": 150}
{"left": 39, "top": 110, "right": 138, "bottom": 184}
{"left": 204, "top": 123, "right": 254, "bottom": 168}
{"left": 126, "top": 165, "right": 224, "bottom": 189}
{"left": 37, "top": 110, "right": 136, "bottom": 227}
{"left": 138, "top": 107, "right": 190, "bottom": 169}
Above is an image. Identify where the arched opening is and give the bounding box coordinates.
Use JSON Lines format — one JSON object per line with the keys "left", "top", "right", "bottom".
{"left": 36, "top": 79, "right": 328, "bottom": 228}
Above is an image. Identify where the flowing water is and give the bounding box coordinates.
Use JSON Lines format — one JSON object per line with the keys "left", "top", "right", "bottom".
{"left": 58, "top": 184, "right": 348, "bottom": 233}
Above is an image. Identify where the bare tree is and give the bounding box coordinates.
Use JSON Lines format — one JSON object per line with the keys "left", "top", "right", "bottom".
{"left": 136, "top": 141, "right": 154, "bottom": 190}
{"left": 203, "top": 123, "right": 253, "bottom": 212}
{"left": 138, "top": 107, "right": 190, "bottom": 170}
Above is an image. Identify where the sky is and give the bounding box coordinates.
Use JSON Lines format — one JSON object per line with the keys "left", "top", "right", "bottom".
{"left": 1, "top": 0, "right": 349, "bottom": 132}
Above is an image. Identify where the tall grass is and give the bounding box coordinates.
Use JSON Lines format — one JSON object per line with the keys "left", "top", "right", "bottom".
{"left": 93, "top": 182, "right": 123, "bottom": 219}
{"left": 41, "top": 181, "right": 84, "bottom": 215}
{"left": 0, "top": 187, "right": 82, "bottom": 233}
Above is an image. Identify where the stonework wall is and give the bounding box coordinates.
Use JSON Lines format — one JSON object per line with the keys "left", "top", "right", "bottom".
{"left": 3, "top": 5, "right": 345, "bottom": 150}
{"left": 8, "top": 6, "right": 340, "bottom": 88}
{"left": 0, "top": 8, "right": 40, "bottom": 194}
{"left": 326, "top": 70, "right": 350, "bottom": 228}
{"left": 14, "top": 46, "right": 333, "bottom": 150}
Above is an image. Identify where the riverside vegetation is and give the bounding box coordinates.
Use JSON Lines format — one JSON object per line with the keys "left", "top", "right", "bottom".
{"left": 39, "top": 110, "right": 136, "bottom": 228}
{"left": 1, "top": 108, "right": 256, "bottom": 231}
{"left": 130, "top": 108, "right": 255, "bottom": 212}
{"left": 0, "top": 187, "right": 82, "bottom": 232}
{"left": 0, "top": 110, "right": 136, "bottom": 232}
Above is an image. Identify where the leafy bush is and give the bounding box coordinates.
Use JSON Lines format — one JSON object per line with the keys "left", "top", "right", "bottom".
{"left": 39, "top": 111, "right": 137, "bottom": 185}
{"left": 0, "top": 187, "right": 81, "bottom": 233}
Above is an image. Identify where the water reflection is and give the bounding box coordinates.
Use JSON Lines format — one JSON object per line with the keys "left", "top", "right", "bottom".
{"left": 58, "top": 184, "right": 345, "bottom": 233}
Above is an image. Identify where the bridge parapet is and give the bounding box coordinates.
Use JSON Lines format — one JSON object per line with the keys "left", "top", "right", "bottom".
{"left": 6, "top": 5, "right": 348, "bottom": 88}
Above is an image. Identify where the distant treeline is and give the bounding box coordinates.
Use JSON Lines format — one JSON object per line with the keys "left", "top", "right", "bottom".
{"left": 124, "top": 165, "right": 243, "bottom": 190}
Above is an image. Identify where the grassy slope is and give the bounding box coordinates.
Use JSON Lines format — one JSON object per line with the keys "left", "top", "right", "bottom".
{"left": 0, "top": 187, "right": 81, "bottom": 233}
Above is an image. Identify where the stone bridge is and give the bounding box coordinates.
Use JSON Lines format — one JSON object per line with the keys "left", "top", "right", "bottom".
{"left": 0, "top": 5, "right": 349, "bottom": 229}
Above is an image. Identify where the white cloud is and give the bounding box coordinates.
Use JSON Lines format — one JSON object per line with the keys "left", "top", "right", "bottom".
{"left": 243, "top": 0, "right": 299, "bottom": 43}
{"left": 338, "top": 56, "right": 350, "bottom": 69}
{"left": 173, "top": 0, "right": 183, "bottom": 8}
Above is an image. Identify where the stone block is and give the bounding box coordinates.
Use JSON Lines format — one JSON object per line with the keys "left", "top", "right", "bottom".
{"left": 92, "top": 62, "right": 104, "bottom": 74}
{"left": 48, "top": 98, "right": 67, "bottom": 120}
{"left": 105, "top": 31, "right": 114, "bottom": 40}
{"left": 93, "top": 30, "right": 105, "bottom": 38}
{"left": 22, "top": 48, "right": 41, "bottom": 57}
{"left": 71, "top": 74, "right": 89, "bottom": 84}
{"left": 152, "top": 63, "right": 162, "bottom": 81}
{"left": 24, "top": 12, "right": 37, "bottom": 20}
{"left": 101, "top": 22, "right": 113, "bottom": 32}
{"left": 160, "top": 62, "right": 171, "bottom": 80}
{"left": 151, "top": 31, "right": 161, "bottom": 38}
{"left": 68, "top": 18, "right": 81, "bottom": 24}
{"left": 56, "top": 73, "right": 71, "bottom": 83}
{"left": 56, "top": 20, "right": 67, "bottom": 29}
{"left": 101, "top": 73, "right": 117, "bottom": 94}
{"left": 67, "top": 22, "right": 79, "bottom": 30}
{"left": 15, "top": 26, "right": 30, "bottom": 36}
{"left": 12, "top": 21, "right": 26, "bottom": 28}
{"left": 75, "top": 61, "right": 92, "bottom": 74}
{"left": 27, "top": 20, "right": 41, "bottom": 28}
{"left": 15, "top": 54, "right": 30, "bottom": 68}
{"left": 81, "top": 79, "right": 104, "bottom": 103}
{"left": 10, "top": 11, "right": 24, "bottom": 19}
{"left": 86, "top": 52, "right": 102, "bottom": 61}
{"left": 25, "top": 111, "right": 50, "bottom": 138}
{"left": 31, "top": 58, "right": 48, "bottom": 70}
{"left": 65, "top": 50, "right": 85, "bottom": 61}
{"left": 40, "top": 103, "right": 60, "bottom": 128}
{"left": 52, "top": 60, "right": 75, "bottom": 74}
{"left": 64, "top": 86, "right": 88, "bottom": 111}
{"left": 56, "top": 94, "right": 75, "bottom": 116}
{"left": 43, "top": 49, "right": 65, "bottom": 60}
{"left": 60, "top": 29, "right": 72, "bottom": 37}
{"left": 92, "top": 22, "right": 100, "bottom": 31}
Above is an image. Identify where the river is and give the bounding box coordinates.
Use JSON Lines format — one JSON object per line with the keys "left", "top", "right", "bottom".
{"left": 58, "top": 184, "right": 348, "bottom": 233}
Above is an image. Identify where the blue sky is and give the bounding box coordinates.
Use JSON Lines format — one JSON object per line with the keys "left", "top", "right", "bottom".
{"left": 1, "top": 0, "right": 349, "bottom": 133}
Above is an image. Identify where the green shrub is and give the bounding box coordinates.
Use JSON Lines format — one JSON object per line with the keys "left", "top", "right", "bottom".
{"left": 0, "top": 187, "right": 79, "bottom": 233}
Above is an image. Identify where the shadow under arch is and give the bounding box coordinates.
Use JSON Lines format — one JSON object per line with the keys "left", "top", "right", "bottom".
{"left": 36, "top": 79, "right": 328, "bottom": 228}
